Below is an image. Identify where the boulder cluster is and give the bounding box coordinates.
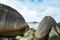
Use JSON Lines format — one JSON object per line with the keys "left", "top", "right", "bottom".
{"left": 0, "top": 4, "right": 60, "bottom": 40}
{"left": 15, "top": 16, "right": 60, "bottom": 40}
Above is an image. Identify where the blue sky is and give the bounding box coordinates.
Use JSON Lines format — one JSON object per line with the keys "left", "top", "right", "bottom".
{"left": 0, "top": 0, "right": 60, "bottom": 22}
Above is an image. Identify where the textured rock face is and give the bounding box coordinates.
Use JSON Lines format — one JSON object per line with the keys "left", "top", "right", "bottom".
{"left": 48, "top": 26, "right": 60, "bottom": 40}
{"left": 48, "top": 23, "right": 60, "bottom": 40}
{"left": 34, "top": 16, "right": 57, "bottom": 40}
{"left": 0, "top": 3, "right": 28, "bottom": 37}
{"left": 15, "top": 28, "right": 35, "bottom": 40}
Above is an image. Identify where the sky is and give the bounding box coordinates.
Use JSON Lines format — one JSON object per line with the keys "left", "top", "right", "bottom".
{"left": 0, "top": 0, "right": 60, "bottom": 22}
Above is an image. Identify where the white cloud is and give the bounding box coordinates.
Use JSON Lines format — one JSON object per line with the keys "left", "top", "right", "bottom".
{"left": 0, "top": 0, "right": 60, "bottom": 22}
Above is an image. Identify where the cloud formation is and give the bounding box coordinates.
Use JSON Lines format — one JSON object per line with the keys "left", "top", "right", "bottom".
{"left": 0, "top": 0, "right": 60, "bottom": 22}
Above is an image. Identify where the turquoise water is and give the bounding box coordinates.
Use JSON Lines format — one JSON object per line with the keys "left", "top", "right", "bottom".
{"left": 27, "top": 22, "right": 40, "bottom": 29}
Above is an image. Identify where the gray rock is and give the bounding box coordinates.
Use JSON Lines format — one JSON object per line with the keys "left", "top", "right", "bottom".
{"left": 0, "top": 3, "right": 28, "bottom": 39}
{"left": 56, "top": 23, "right": 60, "bottom": 34}
{"left": 15, "top": 36, "right": 22, "bottom": 40}
{"left": 48, "top": 26, "right": 60, "bottom": 40}
{"left": 15, "top": 28, "right": 35, "bottom": 40}
{"left": 34, "top": 16, "right": 57, "bottom": 40}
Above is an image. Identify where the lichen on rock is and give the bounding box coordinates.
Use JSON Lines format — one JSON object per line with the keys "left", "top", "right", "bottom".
{"left": 15, "top": 28, "right": 35, "bottom": 40}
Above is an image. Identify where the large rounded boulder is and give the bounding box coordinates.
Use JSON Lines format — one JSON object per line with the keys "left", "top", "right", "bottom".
{"left": 0, "top": 3, "right": 28, "bottom": 37}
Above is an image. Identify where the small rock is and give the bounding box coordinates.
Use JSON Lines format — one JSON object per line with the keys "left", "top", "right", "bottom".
{"left": 48, "top": 26, "right": 60, "bottom": 40}
{"left": 56, "top": 24, "right": 60, "bottom": 34}
{"left": 49, "top": 26, "right": 59, "bottom": 37}
{"left": 20, "top": 37, "right": 26, "bottom": 40}
{"left": 15, "top": 36, "right": 22, "bottom": 40}
{"left": 24, "top": 28, "right": 35, "bottom": 37}
{"left": 20, "top": 35, "right": 33, "bottom": 40}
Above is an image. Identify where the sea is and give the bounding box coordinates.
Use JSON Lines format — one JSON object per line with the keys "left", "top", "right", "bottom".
{"left": 27, "top": 22, "right": 40, "bottom": 29}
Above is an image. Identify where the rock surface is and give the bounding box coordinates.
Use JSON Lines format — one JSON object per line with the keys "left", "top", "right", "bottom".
{"left": 0, "top": 3, "right": 28, "bottom": 37}
{"left": 15, "top": 16, "right": 60, "bottom": 40}
{"left": 15, "top": 26, "right": 60, "bottom": 40}
{"left": 34, "top": 16, "right": 57, "bottom": 40}
{"left": 48, "top": 26, "right": 60, "bottom": 40}
{"left": 15, "top": 28, "right": 35, "bottom": 40}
